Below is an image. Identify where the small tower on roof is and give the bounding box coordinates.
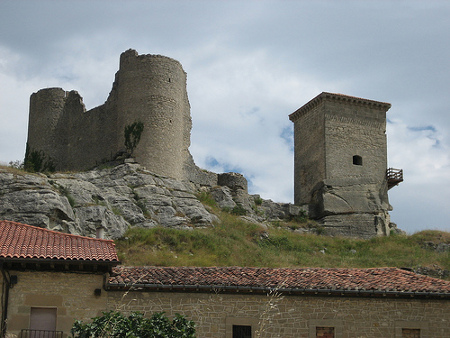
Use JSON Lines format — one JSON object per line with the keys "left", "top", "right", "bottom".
{"left": 289, "top": 92, "right": 402, "bottom": 238}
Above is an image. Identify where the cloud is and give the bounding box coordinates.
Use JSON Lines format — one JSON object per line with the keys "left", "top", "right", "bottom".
{"left": 0, "top": 1, "right": 449, "bottom": 233}
{"left": 387, "top": 119, "right": 450, "bottom": 232}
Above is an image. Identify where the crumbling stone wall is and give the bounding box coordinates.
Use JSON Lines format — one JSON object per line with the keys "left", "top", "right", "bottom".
{"left": 290, "top": 93, "right": 393, "bottom": 238}
{"left": 27, "top": 49, "right": 200, "bottom": 182}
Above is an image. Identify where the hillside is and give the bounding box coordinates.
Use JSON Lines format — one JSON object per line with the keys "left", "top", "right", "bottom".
{"left": 0, "top": 163, "right": 303, "bottom": 239}
{"left": 2, "top": 163, "right": 448, "bottom": 280}
{"left": 115, "top": 204, "right": 450, "bottom": 280}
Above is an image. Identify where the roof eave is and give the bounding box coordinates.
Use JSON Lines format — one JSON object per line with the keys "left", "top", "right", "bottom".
{"left": 105, "top": 283, "right": 450, "bottom": 300}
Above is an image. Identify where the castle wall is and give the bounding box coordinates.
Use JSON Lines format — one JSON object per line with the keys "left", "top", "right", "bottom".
{"left": 115, "top": 50, "right": 191, "bottom": 180}
{"left": 27, "top": 50, "right": 193, "bottom": 180}
{"left": 27, "top": 88, "right": 67, "bottom": 168}
{"left": 323, "top": 99, "right": 387, "bottom": 183}
{"left": 291, "top": 102, "right": 326, "bottom": 205}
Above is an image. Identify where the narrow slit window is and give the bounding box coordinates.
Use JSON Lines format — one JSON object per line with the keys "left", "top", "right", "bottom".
{"left": 353, "top": 155, "right": 363, "bottom": 166}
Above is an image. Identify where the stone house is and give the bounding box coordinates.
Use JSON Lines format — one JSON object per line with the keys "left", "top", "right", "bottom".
{"left": 1, "top": 220, "right": 449, "bottom": 337}
{"left": 0, "top": 220, "right": 119, "bottom": 337}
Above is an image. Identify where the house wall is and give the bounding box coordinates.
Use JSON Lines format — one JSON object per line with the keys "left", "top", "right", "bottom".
{"left": 107, "top": 290, "right": 449, "bottom": 338}
{"left": 3, "top": 271, "right": 449, "bottom": 337}
{"left": 3, "top": 271, "right": 107, "bottom": 337}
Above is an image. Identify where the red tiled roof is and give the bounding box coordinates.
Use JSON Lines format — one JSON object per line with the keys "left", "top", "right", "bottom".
{"left": 108, "top": 266, "right": 450, "bottom": 297}
{"left": 0, "top": 220, "right": 119, "bottom": 263}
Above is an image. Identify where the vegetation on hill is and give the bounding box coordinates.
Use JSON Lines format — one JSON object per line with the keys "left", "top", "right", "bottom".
{"left": 2, "top": 164, "right": 448, "bottom": 279}
{"left": 116, "top": 195, "right": 450, "bottom": 280}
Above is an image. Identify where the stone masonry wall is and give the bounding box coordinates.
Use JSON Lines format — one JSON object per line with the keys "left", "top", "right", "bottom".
{"left": 27, "top": 49, "right": 194, "bottom": 181}
{"left": 323, "top": 99, "right": 387, "bottom": 183}
{"left": 115, "top": 49, "right": 192, "bottom": 180}
{"left": 290, "top": 93, "right": 393, "bottom": 238}
{"left": 3, "top": 271, "right": 107, "bottom": 337}
{"left": 107, "top": 290, "right": 449, "bottom": 337}
{"left": 291, "top": 102, "right": 326, "bottom": 206}
{"left": 3, "top": 271, "right": 448, "bottom": 337}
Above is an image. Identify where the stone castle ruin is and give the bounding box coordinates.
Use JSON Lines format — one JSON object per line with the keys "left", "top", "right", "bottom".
{"left": 27, "top": 49, "right": 212, "bottom": 185}
{"left": 26, "top": 49, "right": 402, "bottom": 238}
{"left": 289, "top": 93, "right": 402, "bottom": 237}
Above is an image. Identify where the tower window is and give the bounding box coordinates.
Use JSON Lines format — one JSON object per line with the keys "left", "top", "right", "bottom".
{"left": 353, "top": 155, "right": 363, "bottom": 166}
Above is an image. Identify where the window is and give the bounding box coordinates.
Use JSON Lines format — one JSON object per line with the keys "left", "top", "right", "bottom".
{"left": 233, "top": 325, "right": 252, "bottom": 338}
{"left": 396, "top": 321, "right": 427, "bottom": 337}
{"left": 402, "top": 328, "right": 420, "bottom": 338}
{"left": 353, "top": 155, "right": 363, "bottom": 166}
{"left": 226, "top": 317, "right": 257, "bottom": 338}
{"left": 309, "top": 320, "right": 341, "bottom": 338}
{"left": 29, "top": 307, "right": 57, "bottom": 337}
{"left": 316, "top": 326, "right": 335, "bottom": 338}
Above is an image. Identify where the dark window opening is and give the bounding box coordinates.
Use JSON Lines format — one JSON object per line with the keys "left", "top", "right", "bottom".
{"left": 353, "top": 155, "right": 363, "bottom": 166}
{"left": 402, "top": 328, "right": 421, "bottom": 338}
{"left": 316, "top": 326, "right": 335, "bottom": 338}
{"left": 233, "top": 325, "right": 252, "bottom": 338}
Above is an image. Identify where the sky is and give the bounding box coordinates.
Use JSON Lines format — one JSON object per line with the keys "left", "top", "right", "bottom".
{"left": 0, "top": 0, "right": 449, "bottom": 234}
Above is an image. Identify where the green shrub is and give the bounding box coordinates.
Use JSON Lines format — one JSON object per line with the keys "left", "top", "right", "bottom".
{"left": 231, "top": 203, "right": 247, "bottom": 216}
{"left": 71, "top": 310, "right": 195, "bottom": 337}
{"left": 124, "top": 121, "right": 144, "bottom": 156}
{"left": 254, "top": 196, "right": 263, "bottom": 205}
{"left": 24, "top": 143, "right": 56, "bottom": 173}
{"left": 55, "top": 185, "right": 76, "bottom": 207}
{"left": 196, "top": 191, "right": 216, "bottom": 208}
{"left": 8, "top": 160, "right": 24, "bottom": 170}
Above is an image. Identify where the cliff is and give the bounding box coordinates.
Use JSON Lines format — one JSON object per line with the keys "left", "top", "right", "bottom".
{"left": 0, "top": 164, "right": 303, "bottom": 239}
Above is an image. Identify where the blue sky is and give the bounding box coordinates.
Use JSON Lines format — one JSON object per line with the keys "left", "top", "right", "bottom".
{"left": 0, "top": 0, "right": 449, "bottom": 233}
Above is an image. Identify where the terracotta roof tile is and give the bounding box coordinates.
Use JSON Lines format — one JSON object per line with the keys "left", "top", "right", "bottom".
{"left": 0, "top": 220, "right": 119, "bottom": 262}
{"left": 108, "top": 266, "right": 450, "bottom": 296}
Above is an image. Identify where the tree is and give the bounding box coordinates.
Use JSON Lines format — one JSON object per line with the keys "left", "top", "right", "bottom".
{"left": 71, "top": 311, "right": 195, "bottom": 338}
{"left": 124, "top": 121, "right": 144, "bottom": 156}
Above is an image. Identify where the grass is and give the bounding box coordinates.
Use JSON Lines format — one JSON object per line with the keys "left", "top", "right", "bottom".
{"left": 2, "top": 165, "right": 448, "bottom": 277}
{"left": 0, "top": 165, "right": 32, "bottom": 176}
{"left": 115, "top": 210, "right": 450, "bottom": 278}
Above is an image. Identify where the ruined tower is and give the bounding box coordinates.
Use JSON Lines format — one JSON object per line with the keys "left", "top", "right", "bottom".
{"left": 289, "top": 92, "right": 402, "bottom": 238}
{"left": 27, "top": 49, "right": 195, "bottom": 181}
{"left": 114, "top": 50, "right": 192, "bottom": 179}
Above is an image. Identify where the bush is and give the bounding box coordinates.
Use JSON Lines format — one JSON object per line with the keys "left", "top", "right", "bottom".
{"left": 196, "top": 191, "right": 216, "bottom": 208}
{"left": 24, "top": 143, "right": 55, "bottom": 173}
{"left": 231, "top": 203, "right": 247, "bottom": 216}
{"left": 124, "top": 121, "right": 144, "bottom": 156}
{"left": 71, "top": 310, "right": 195, "bottom": 338}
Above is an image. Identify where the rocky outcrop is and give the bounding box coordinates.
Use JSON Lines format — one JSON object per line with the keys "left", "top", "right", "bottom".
{"left": 0, "top": 164, "right": 303, "bottom": 239}
{"left": 309, "top": 179, "right": 396, "bottom": 239}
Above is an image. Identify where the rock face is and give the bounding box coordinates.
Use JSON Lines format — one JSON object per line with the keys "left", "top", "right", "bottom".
{"left": 0, "top": 164, "right": 302, "bottom": 239}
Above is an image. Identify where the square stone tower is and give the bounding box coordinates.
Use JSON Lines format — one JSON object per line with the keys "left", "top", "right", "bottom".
{"left": 289, "top": 92, "right": 399, "bottom": 238}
